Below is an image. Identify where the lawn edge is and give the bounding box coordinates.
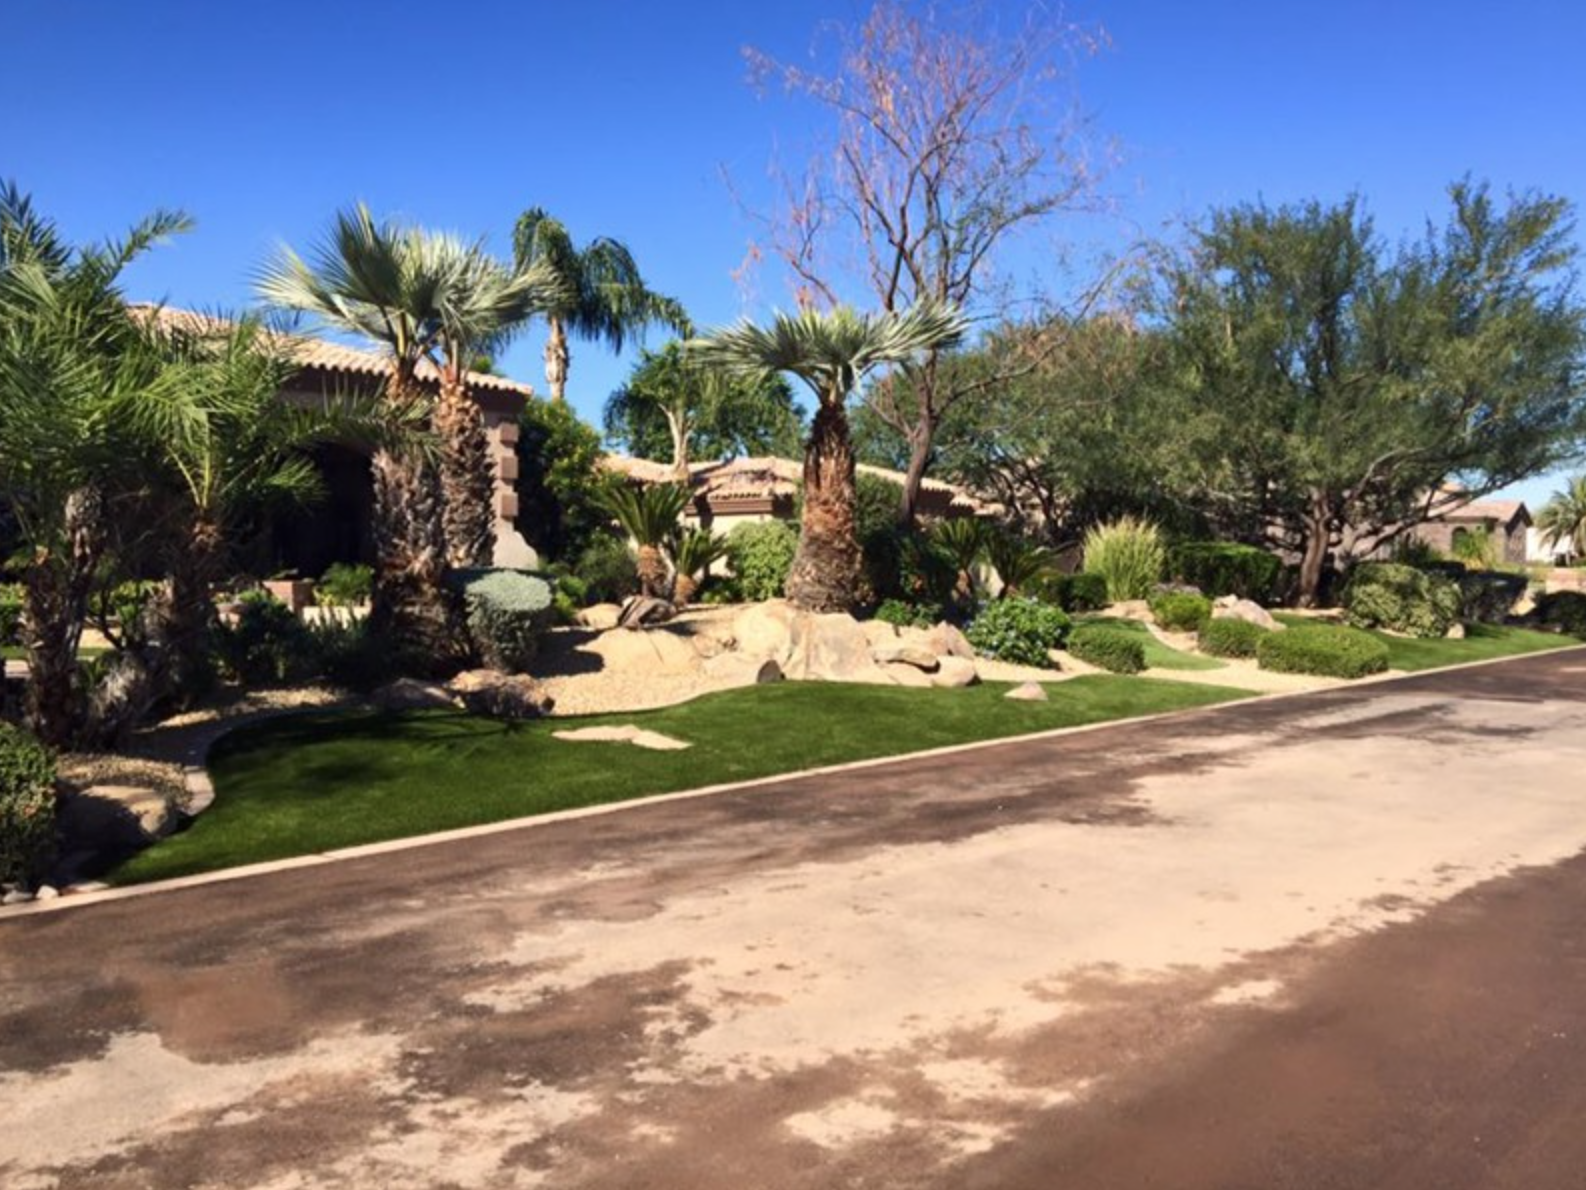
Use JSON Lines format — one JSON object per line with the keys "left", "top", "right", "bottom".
{"left": 7, "top": 640, "right": 1583, "bottom": 920}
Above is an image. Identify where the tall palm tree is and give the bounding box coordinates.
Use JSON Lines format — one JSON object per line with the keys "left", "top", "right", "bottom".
{"left": 690, "top": 302, "right": 967, "bottom": 612}
{"left": 1537, "top": 475, "right": 1586, "bottom": 561}
{"left": 511, "top": 208, "right": 687, "bottom": 402}
{"left": 421, "top": 236, "right": 565, "bottom": 566}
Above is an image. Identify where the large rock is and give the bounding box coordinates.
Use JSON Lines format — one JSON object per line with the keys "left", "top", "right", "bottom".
{"left": 734, "top": 600, "right": 798, "bottom": 663}
{"left": 872, "top": 644, "right": 941, "bottom": 672}
{"left": 925, "top": 622, "right": 976, "bottom": 660}
{"left": 1005, "top": 681, "right": 1048, "bottom": 702}
{"left": 448, "top": 670, "right": 555, "bottom": 720}
{"left": 371, "top": 678, "right": 457, "bottom": 712}
{"left": 884, "top": 662, "right": 934, "bottom": 688}
{"left": 1212, "top": 597, "right": 1282, "bottom": 631}
{"left": 701, "top": 654, "right": 785, "bottom": 687}
{"left": 788, "top": 612, "right": 895, "bottom": 685}
{"left": 931, "top": 656, "right": 980, "bottom": 688}
{"left": 492, "top": 527, "right": 540, "bottom": 570}
{"left": 586, "top": 625, "right": 701, "bottom": 675}
{"left": 576, "top": 603, "right": 622, "bottom": 631}
{"left": 617, "top": 595, "right": 677, "bottom": 630}
{"left": 861, "top": 620, "right": 901, "bottom": 649}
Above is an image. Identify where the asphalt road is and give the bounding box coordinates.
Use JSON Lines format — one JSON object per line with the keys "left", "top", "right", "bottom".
{"left": 2, "top": 648, "right": 1584, "bottom": 1189}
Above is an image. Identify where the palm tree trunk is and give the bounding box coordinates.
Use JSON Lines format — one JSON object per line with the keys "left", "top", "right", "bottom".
{"left": 164, "top": 516, "right": 224, "bottom": 702}
{"left": 23, "top": 486, "right": 103, "bottom": 748}
{"left": 635, "top": 543, "right": 668, "bottom": 599}
{"left": 673, "top": 573, "right": 699, "bottom": 606}
{"left": 786, "top": 401, "right": 862, "bottom": 613}
{"left": 434, "top": 370, "right": 496, "bottom": 568}
{"left": 544, "top": 316, "right": 570, "bottom": 402}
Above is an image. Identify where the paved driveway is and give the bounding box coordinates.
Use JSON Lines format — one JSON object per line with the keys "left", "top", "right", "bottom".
{"left": 3, "top": 649, "right": 1585, "bottom": 1188}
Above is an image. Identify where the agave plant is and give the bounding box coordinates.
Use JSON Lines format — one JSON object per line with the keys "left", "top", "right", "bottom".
{"left": 597, "top": 481, "right": 691, "bottom": 598}
{"left": 930, "top": 517, "right": 989, "bottom": 603}
{"left": 670, "top": 526, "right": 729, "bottom": 605}
{"left": 986, "top": 530, "right": 1055, "bottom": 598}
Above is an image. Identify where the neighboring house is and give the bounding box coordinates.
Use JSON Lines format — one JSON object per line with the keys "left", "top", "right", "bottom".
{"left": 600, "top": 455, "right": 995, "bottom": 534}
{"left": 1528, "top": 525, "right": 1579, "bottom": 567}
{"left": 1406, "top": 493, "right": 1532, "bottom": 566}
{"left": 131, "top": 306, "right": 536, "bottom": 573}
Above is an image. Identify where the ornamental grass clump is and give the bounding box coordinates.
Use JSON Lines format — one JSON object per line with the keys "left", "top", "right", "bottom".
{"left": 1257, "top": 624, "right": 1390, "bottom": 679}
{"left": 0, "top": 722, "right": 56, "bottom": 887}
{"left": 1065, "top": 624, "right": 1147, "bottom": 674}
{"left": 1082, "top": 517, "right": 1166, "bottom": 603}
{"left": 966, "top": 598, "right": 1071, "bottom": 668}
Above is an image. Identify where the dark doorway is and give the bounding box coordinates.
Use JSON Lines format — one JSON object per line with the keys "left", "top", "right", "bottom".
{"left": 268, "top": 445, "right": 375, "bottom": 577}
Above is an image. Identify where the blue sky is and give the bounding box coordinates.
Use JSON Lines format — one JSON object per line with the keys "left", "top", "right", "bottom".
{"left": 6, "top": 0, "right": 1584, "bottom": 506}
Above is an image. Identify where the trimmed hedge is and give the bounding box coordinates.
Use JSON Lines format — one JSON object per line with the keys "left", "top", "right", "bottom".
{"left": 1343, "top": 562, "right": 1462, "bottom": 639}
{"left": 1066, "top": 624, "right": 1147, "bottom": 674}
{"left": 1257, "top": 624, "right": 1390, "bottom": 679}
{"left": 726, "top": 520, "right": 799, "bottom": 602}
{"left": 1197, "top": 617, "right": 1269, "bottom": 659}
{"left": 0, "top": 722, "right": 56, "bottom": 887}
{"left": 1536, "top": 590, "right": 1586, "bottom": 639}
{"left": 1167, "top": 541, "right": 1281, "bottom": 600}
{"left": 1148, "top": 590, "right": 1213, "bottom": 632}
{"left": 966, "top": 598, "right": 1071, "bottom": 668}
{"left": 1040, "top": 572, "right": 1110, "bottom": 613}
{"left": 453, "top": 569, "right": 555, "bottom": 673}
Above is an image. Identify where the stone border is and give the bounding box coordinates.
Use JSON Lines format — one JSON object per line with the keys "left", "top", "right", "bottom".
{"left": 2, "top": 642, "right": 1581, "bottom": 920}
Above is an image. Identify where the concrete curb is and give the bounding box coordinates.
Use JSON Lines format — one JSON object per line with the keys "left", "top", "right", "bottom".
{"left": 4, "top": 642, "right": 1582, "bottom": 921}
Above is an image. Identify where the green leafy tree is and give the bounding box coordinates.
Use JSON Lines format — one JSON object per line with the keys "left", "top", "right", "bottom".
{"left": 1536, "top": 475, "right": 1586, "bottom": 560}
{"left": 690, "top": 302, "right": 966, "bottom": 612}
{"left": 511, "top": 208, "right": 687, "bottom": 403}
{"left": 515, "top": 398, "right": 607, "bottom": 562}
{"left": 603, "top": 340, "right": 803, "bottom": 473}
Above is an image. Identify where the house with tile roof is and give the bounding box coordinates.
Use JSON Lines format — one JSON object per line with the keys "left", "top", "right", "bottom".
{"left": 1406, "top": 490, "right": 1533, "bottom": 566}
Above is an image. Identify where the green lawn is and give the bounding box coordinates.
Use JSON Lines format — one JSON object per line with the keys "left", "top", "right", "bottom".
{"left": 111, "top": 677, "right": 1251, "bottom": 885}
{"left": 1273, "top": 614, "right": 1575, "bottom": 672}
{"left": 1, "top": 645, "right": 110, "bottom": 661}
{"left": 1074, "top": 616, "right": 1226, "bottom": 671}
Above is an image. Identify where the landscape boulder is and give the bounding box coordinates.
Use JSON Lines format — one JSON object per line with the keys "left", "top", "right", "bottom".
{"left": 788, "top": 612, "right": 895, "bottom": 684}
{"left": 617, "top": 595, "right": 677, "bottom": 630}
{"left": 587, "top": 624, "right": 701, "bottom": 674}
{"left": 371, "top": 678, "right": 457, "bottom": 712}
{"left": 872, "top": 644, "right": 941, "bottom": 672}
{"left": 931, "top": 656, "right": 980, "bottom": 688}
{"left": 884, "top": 662, "right": 934, "bottom": 688}
{"left": 1005, "top": 681, "right": 1048, "bottom": 702}
{"left": 1212, "top": 596, "right": 1282, "bottom": 632}
{"left": 924, "top": 622, "right": 976, "bottom": 660}
{"left": 576, "top": 603, "right": 622, "bottom": 631}
{"left": 734, "top": 600, "right": 798, "bottom": 663}
{"left": 448, "top": 670, "right": 555, "bottom": 720}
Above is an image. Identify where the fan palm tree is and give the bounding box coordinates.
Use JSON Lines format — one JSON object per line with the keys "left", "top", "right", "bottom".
{"left": 511, "top": 208, "right": 687, "bottom": 402}
{"left": 0, "top": 181, "right": 188, "bottom": 745}
{"left": 1537, "top": 475, "right": 1586, "bottom": 561}
{"left": 690, "top": 302, "right": 967, "bottom": 612}
{"left": 597, "top": 482, "right": 691, "bottom": 598}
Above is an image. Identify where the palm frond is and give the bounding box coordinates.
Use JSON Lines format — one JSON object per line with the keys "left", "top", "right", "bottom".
{"left": 597, "top": 481, "right": 691, "bottom": 547}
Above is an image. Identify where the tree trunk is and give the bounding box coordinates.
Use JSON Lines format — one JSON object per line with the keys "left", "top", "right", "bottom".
{"left": 434, "top": 371, "right": 496, "bottom": 568}
{"left": 163, "top": 517, "right": 224, "bottom": 704}
{"left": 665, "top": 408, "right": 689, "bottom": 480}
{"left": 786, "top": 401, "right": 862, "bottom": 613}
{"left": 896, "top": 414, "right": 936, "bottom": 528}
{"left": 1296, "top": 489, "right": 1333, "bottom": 608}
{"left": 544, "top": 317, "right": 570, "bottom": 402}
{"left": 673, "top": 573, "right": 699, "bottom": 606}
{"left": 635, "top": 543, "right": 668, "bottom": 599}
{"left": 22, "top": 486, "right": 104, "bottom": 748}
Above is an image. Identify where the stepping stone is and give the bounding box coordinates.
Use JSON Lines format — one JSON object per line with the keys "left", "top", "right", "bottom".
{"left": 552, "top": 725, "right": 692, "bottom": 751}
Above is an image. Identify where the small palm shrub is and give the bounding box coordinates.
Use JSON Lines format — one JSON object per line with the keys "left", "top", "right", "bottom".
{"left": 217, "top": 590, "right": 318, "bottom": 685}
{"left": 1343, "top": 562, "right": 1462, "bottom": 639}
{"left": 1535, "top": 590, "right": 1586, "bottom": 638}
{"left": 1167, "top": 542, "right": 1280, "bottom": 601}
{"left": 931, "top": 517, "right": 988, "bottom": 595}
{"left": 0, "top": 722, "right": 55, "bottom": 887}
{"left": 1066, "top": 624, "right": 1146, "bottom": 674}
{"left": 1257, "top": 625, "right": 1390, "bottom": 679}
{"left": 1148, "top": 591, "right": 1213, "bottom": 632}
{"left": 0, "top": 582, "right": 24, "bottom": 646}
{"left": 1038, "top": 572, "right": 1109, "bottom": 613}
{"left": 986, "top": 531, "right": 1053, "bottom": 598}
{"left": 316, "top": 562, "right": 374, "bottom": 608}
{"left": 1197, "top": 617, "right": 1268, "bottom": 658}
{"left": 966, "top": 598, "right": 1071, "bottom": 668}
{"left": 672, "top": 527, "right": 729, "bottom": 605}
{"left": 1082, "top": 516, "right": 1166, "bottom": 603}
{"left": 576, "top": 534, "right": 640, "bottom": 605}
{"left": 726, "top": 521, "right": 799, "bottom": 602}
{"left": 453, "top": 569, "right": 555, "bottom": 673}
{"left": 598, "top": 482, "right": 691, "bottom": 597}
{"left": 873, "top": 598, "right": 944, "bottom": 629}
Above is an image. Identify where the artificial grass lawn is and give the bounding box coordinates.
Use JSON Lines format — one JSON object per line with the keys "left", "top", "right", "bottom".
{"left": 1074, "top": 616, "right": 1226, "bottom": 671}
{"left": 111, "top": 676, "right": 1250, "bottom": 885}
{"left": 1273, "top": 614, "right": 1576, "bottom": 672}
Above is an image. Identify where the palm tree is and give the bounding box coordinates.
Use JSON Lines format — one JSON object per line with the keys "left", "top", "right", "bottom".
{"left": 422, "top": 236, "right": 565, "bottom": 566}
{"left": 671, "top": 526, "right": 728, "bottom": 605}
{"left": 258, "top": 206, "right": 459, "bottom": 666}
{"left": 0, "top": 182, "right": 188, "bottom": 745}
{"left": 986, "top": 530, "right": 1054, "bottom": 598}
{"left": 597, "top": 482, "right": 691, "bottom": 598}
{"left": 1537, "top": 475, "right": 1586, "bottom": 561}
{"left": 931, "top": 517, "right": 988, "bottom": 604}
{"left": 690, "top": 302, "right": 967, "bottom": 612}
{"left": 511, "top": 208, "right": 687, "bottom": 402}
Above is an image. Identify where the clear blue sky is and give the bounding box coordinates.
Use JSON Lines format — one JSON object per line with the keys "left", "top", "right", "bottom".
{"left": 7, "top": 0, "right": 1584, "bottom": 505}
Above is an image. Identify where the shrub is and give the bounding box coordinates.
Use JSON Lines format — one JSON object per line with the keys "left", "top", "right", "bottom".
{"left": 1197, "top": 617, "right": 1268, "bottom": 659}
{"left": 1082, "top": 516, "right": 1165, "bottom": 603}
{"left": 965, "top": 598, "right": 1071, "bottom": 667}
{"left": 0, "top": 722, "right": 55, "bottom": 887}
{"left": 1454, "top": 571, "right": 1527, "bottom": 624}
{"left": 1343, "top": 562, "right": 1462, "bottom": 639}
{"left": 316, "top": 562, "right": 373, "bottom": 608}
{"left": 216, "top": 590, "right": 317, "bottom": 685}
{"left": 1167, "top": 541, "right": 1281, "bottom": 601}
{"left": 1257, "top": 625, "right": 1390, "bottom": 679}
{"left": 453, "top": 569, "right": 555, "bottom": 673}
{"left": 986, "top": 530, "right": 1053, "bottom": 598}
{"left": 1066, "top": 624, "right": 1146, "bottom": 674}
{"left": 1148, "top": 591, "right": 1213, "bottom": 632}
{"left": 306, "top": 613, "right": 392, "bottom": 692}
{"left": 575, "top": 533, "right": 640, "bottom": 605}
{"left": 1536, "top": 590, "right": 1586, "bottom": 639}
{"left": 0, "top": 582, "right": 24, "bottom": 646}
{"left": 1038, "top": 572, "right": 1109, "bottom": 613}
{"left": 873, "top": 598, "right": 944, "bottom": 630}
{"left": 725, "top": 520, "right": 799, "bottom": 602}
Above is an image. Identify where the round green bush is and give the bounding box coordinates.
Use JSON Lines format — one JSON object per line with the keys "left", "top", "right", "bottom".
{"left": 453, "top": 569, "right": 555, "bottom": 673}
{"left": 966, "top": 598, "right": 1072, "bottom": 668}
{"left": 1066, "top": 624, "right": 1146, "bottom": 674}
{"left": 1167, "top": 541, "right": 1281, "bottom": 600}
{"left": 217, "top": 590, "right": 317, "bottom": 685}
{"left": 1148, "top": 590, "right": 1213, "bottom": 632}
{"left": 1453, "top": 571, "right": 1527, "bottom": 624}
{"left": 1536, "top": 590, "right": 1586, "bottom": 638}
{"left": 1343, "top": 562, "right": 1462, "bottom": 639}
{"left": 1197, "top": 617, "right": 1269, "bottom": 659}
{"left": 726, "top": 521, "right": 799, "bottom": 602}
{"left": 0, "top": 721, "right": 56, "bottom": 887}
{"left": 1256, "top": 625, "right": 1390, "bottom": 679}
